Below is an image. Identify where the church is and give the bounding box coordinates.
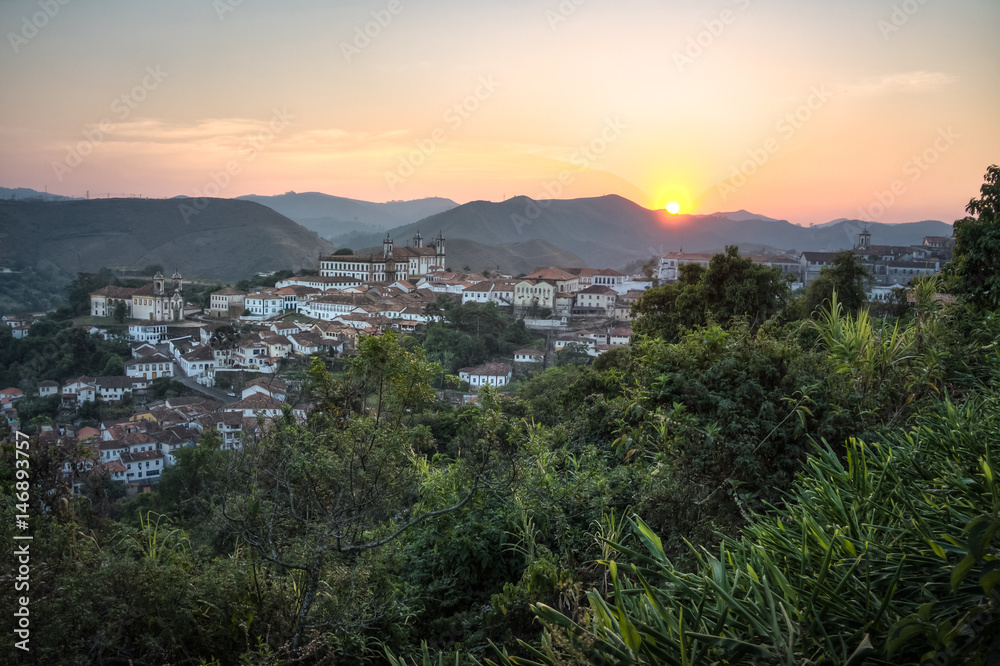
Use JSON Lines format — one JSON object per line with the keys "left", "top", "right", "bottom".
{"left": 90, "top": 271, "right": 185, "bottom": 322}
{"left": 318, "top": 231, "right": 445, "bottom": 283}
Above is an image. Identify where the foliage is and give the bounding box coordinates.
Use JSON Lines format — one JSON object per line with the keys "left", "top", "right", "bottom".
{"left": 503, "top": 391, "right": 1000, "bottom": 665}
{"left": 947, "top": 164, "right": 1000, "bottom": 307}
{"left": 555, "top": 342, "right": 591, "bottom": 367}
{"left": 0, "top": 317, "right": 130, "bottom": 388}
{"left": 803, "top": 250, "right": 872, "bottom": 316}
{"left": 700, "top": 245, "right": 789, "bottom": 328}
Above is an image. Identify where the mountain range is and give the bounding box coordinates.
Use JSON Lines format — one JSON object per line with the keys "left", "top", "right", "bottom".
{"left": 333, "top": 195, "right": 953, "bottom": 270}
{"left": 237, "top": 192, "right": 457, "bottom": 240}
{"left": 0, "top": 198, "right": 332, "bottom": 282}
{"left": 0, "top": 189, "right": 953, "bottom": 285}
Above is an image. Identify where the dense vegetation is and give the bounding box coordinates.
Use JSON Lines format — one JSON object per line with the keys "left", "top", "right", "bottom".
{"left": 1, "top": 168, "right": 997, "bottom": 664}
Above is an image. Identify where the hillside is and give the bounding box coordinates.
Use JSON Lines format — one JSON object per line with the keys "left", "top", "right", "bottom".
{"left": 339, "top": 195, "right": 953, "bottom": 268}
{"left": 238, "top": 192, "right": 458, "bottom": 240}
{"left": 356, "top": 238, "right": 585, "bottom": 276}
{"left": 0, "top": 198, "right": 333, "bottom": 282}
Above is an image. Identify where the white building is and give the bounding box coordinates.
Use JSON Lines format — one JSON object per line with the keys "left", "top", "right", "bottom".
{"left": 459, "top": 363, "right": 513, "bottom": 388}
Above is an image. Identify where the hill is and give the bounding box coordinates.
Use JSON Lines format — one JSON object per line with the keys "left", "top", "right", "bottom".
{"left": 356, "top": 238, "right": 585, "bottom": 276}
{"left": 0, "top": 198, "right": 333, "bottom": 282}
{"left": 0, "top": 187, "right": 79, "bottom": 202}
{"left": 339, "top": 195, "right": 953, "bottom": 268}
{"left": 238, "top": 192, "right": 458, "bottom": 240}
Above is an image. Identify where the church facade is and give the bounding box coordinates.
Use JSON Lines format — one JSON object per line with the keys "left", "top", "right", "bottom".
{"left": 319, "top": 231, "right": 445, "bottom": 283}
{"left": 90, "top": 271, "right": 185, "bottom": 322}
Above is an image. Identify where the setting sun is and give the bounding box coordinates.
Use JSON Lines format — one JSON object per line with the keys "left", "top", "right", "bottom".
{"left": 666, "top": 201, "right": 681, "bottom": 215}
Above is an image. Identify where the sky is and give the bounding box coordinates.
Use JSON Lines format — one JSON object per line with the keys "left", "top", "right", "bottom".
{"left": 1, "top": 0, "right": 997, "bottom": 225}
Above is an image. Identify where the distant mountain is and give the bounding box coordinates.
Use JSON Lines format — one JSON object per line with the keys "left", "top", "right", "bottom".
{"left": 355, "top": 238, "right": 585, "bottom": 276}
{"left": 0, "top": 198, "right": 332, "bottom": 281}
{"left": 341, "top": 195, "right": 952, "bottom": 268}
{"left": 238, "top": 192, "right": 458, "bottom": 240}
{"left": 0, "top": 187, "right": 79, "bottom": 202}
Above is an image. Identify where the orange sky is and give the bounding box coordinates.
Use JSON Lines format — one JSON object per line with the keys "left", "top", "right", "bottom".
{"left": 1, "top": 0, "right": 997, "bottom": 224}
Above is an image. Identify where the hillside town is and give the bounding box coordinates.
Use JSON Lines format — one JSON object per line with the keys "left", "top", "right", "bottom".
{"left": 1, "top": 228, "right": 953, "bottom": 496}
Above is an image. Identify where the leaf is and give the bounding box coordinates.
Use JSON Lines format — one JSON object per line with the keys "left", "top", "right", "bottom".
{"left": 952, "top": 554, "right": 976, "bottom": 592}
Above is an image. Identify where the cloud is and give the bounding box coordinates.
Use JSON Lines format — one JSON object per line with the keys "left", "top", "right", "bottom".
{"left": 837, "top": 71, "right": 958, "bottom": 97}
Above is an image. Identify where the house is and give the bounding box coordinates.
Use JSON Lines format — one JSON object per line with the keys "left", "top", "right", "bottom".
{"left": 177, "top": 346, "right": 216, "bottom": 384}
{"left": 0, "top": 388, "right": 24, "bottom": 402}
{"left": 93, "top": 376, "right": 136, "bottom": 401}
{"left": 608, "top": 327, "right": 632, "bottom": 346}
{"left": 61, "top": 377, "right": 97, "bottom": 408}
{"left": 241, "top": 376, "right": 288, "bottom": 402}
{"left": 514, "top": 280, "right": 556, "bottom": 310}
{"left": 287, "top": 331, "right": 324, "bottom": 355}
{"left": 128, "top": 323, "right": 168, "bottom": 343}
{"left": 223, "top": 393, "right": 285, "bottom": 418}
{"left": 244, "top": 288, "right": 284, "bottom": 319}
{"left": 209, "top": 287, "right": 247, "bottom": 317}
{"left": 573, "top": 285, "right": 617, "bottom": 317}
{"left": 76, "top": 426, "right": 101, "bottom": 441}
{"left": 37, "top": 380, "right": 59, "bottom": 397}
{"left": 513, "top": 349, "right": 544, "bottom": 364}
{"left": 195, "top": 411, "right": 245, "bottom": 450}
{"left": 126, "top": 352, "right": 175, "bottom": 380}
{"left": 524, "top": 267, "right": 581, "bottom": 294}
{"left": 459, "top": 363, "right": 513, "bottom": 388}
{"left": 275, "top": 275, "right": 365, "bottom": 292}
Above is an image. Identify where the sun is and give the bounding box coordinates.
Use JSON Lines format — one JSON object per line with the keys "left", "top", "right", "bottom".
{"left": 665, "top": 201, "right": 681, "bottom": 215}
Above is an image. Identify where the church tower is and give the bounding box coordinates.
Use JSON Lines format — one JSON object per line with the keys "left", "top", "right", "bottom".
{"left": 435, "top": 231, "right": 446, "bottom": 259}
{"left": 857, "top": 227, "right": 871, "bottom": 251}
{"left": 383, "top": 233, "right": 394, "bottom": 259}
{"left": 171, "top": 270, "right": 183, "bottom": 293}
{"left": 153, "top": 271, "right": 165, "bottom": 297}
{"left": 413, "top": 231, "right": 423, "bottom": 249}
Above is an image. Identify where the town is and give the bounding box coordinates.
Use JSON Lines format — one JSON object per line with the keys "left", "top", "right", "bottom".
{"left": 0, "top": 227, "right": 953, "bottom": 498}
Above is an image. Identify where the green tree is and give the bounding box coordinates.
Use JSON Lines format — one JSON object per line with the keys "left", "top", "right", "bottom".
{"left": 555, "top": 341, "right": 592, "bottom": 366}
{"left": 803, "top": 250, "right": 871, "bottom": 315}
{"left": 220, "top": 333, "right": 504, "bottom": 655}
{"left": 101, "top": 354, "right": 125, "bottom": 376}
{"left": 333, "top": 247, "right": 353, "bottom": 255}
{"left": 112, "top": 300, "right": 128, "bottom": 324}
{"left": 630, "top": 282, "right": 703, "bottom": 341}
{"left": 947, "top": 164, "right": 1000, "bottom": 306}
{"left": 700, "top": 245, "right": 789, "bottom": 328}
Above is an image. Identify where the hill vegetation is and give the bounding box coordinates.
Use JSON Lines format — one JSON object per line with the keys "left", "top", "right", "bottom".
{"left": 0, "top": 198, "right": 332, "bottom": 281}
{"left": 239, "top": 192, "right": 458, "bottom": 239}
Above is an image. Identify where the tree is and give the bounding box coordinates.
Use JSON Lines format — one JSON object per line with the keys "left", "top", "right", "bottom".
{"left": 333, "top": 248, "right": 353, "bottom": 255}
{"left": 700, "top": 245, "right": 789, "bottom": 328}
{"left": 101, "top": 354, "right": 125, "bottom": 376}
{"left": 220, "top": 333, "right": 507, "bottom": 655}
{"left": 112, "top": 300, "right": 128, "bottom": 324}
{"left": 803, "top": 250, "right": 871, "bottom": 315}
{"left": 631, "top": 282, "right": 704, "bottom": 341}
{"left": 555, "top": 341, "right": 592, "bottom": 366}
{"left": 947, "top": 164, "right": 1000, "bottom": 307}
